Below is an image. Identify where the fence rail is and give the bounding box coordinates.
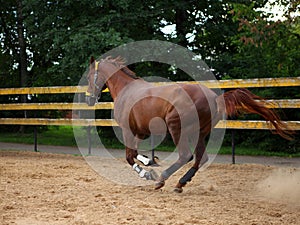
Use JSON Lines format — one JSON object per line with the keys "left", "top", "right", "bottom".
{"left": 1, "top": 99, "right": 300, "bottom": 110}
{"left": 0, "top": 118, "right": 299, "bottom": 130}
{"left": 1, "top": 77, "right": 299, "bottom": 95}
{"left": 0, "top": 102, "right": 115, "bottom": 110}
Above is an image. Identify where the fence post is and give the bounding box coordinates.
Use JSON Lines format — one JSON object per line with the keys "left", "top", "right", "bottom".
{"left": 33, "top": 94, "right": 38, "bottom": 152}
{"left": 151, "top": 135, "right": 155, "bottom": 162}
{"left": 34, "top": 126, "right": 38, "bottom": 152}
{"left": 231, "top": 129, "right": 235, "bottom": 164}
{"left": 87, "top": 126, "right": 92, "bottom": 155}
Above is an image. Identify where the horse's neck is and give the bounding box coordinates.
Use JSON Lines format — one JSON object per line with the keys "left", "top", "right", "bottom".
{"left": 106, "top": 71, "right": 137, "bottom": 100}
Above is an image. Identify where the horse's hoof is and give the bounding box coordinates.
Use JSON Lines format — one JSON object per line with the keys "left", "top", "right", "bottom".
{"left": 154, "top": 180, "right": 165, "bottom": 190}
{"left": 173, "top": 187, "right": 183, "bottom": 193}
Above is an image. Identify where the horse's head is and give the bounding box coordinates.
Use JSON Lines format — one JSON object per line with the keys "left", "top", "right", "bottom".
{"left": 85, "top": 56, "right": 107, "bottom": 106}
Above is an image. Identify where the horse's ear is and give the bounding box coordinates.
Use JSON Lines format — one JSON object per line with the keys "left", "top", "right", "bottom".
{"left": 90, "top": 56, "right": 95, "bottom": 64}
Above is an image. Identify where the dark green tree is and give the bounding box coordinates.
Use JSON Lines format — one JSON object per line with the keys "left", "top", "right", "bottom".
{"left": 224, "top": 2, "right": 300, "bottom": 153}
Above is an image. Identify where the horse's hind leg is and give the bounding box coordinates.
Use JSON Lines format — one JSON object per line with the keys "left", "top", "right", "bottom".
{"left": 155, "top": 136, "right": 193, "bottom": 189}
{"left": 174, "top": 137, "right": 208, "bottom": 193}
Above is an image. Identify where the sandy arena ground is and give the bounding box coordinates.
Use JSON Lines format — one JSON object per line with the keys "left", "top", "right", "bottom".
{"left": 1, "top": 150, "right": 300, "bottom": 225}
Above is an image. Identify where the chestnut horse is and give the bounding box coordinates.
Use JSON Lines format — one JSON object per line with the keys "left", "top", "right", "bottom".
{"left": 85, "top": 56, "right": 293, "bottom": 192}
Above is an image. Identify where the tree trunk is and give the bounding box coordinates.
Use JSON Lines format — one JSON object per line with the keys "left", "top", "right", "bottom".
{"left": 175, "top": 7, "right": 188, "bottom": 47}
{"left": 175, "top": 4, "right": 189, "bottom": 80}
{"left": 16, "top": 0, "right": 28, "bottom": 133}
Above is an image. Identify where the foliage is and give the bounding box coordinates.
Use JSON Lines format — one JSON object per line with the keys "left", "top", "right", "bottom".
{"left": 0, "top": 0, "right": 299, "bottom": 153}
{"left": 229, "top": 3, "right": 300, "bottom": 79}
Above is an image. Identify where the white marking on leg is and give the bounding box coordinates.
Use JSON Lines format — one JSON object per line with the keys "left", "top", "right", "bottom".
{"left": 133, "top": 163, "right": 148, "bottom": 178}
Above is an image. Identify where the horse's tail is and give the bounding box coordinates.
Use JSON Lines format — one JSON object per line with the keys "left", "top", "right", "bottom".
{"left": 216, "top": 88, "right": 294, "bottom": 140}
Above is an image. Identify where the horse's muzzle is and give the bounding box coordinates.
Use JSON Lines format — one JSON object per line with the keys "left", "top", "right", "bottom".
{"left": 85, "top": 96, "right": 97, "bottom": 106}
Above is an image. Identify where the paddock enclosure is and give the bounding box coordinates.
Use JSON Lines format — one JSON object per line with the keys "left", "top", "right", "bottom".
{"left": 1, "top": 150, "right": 300, "bottom": 225}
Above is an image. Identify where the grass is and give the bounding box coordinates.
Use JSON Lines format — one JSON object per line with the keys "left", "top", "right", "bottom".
{"left": 0, "top": 126, "right": 299, "bottom": 157}
{"left": 215, "top": 146, "right": 300, "bottom": 157}
{"left": 0, "top": 126, "right": 78, "bottom": 146}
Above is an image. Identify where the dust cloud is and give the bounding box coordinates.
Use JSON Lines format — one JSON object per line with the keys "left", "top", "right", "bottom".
{"left": 257, "top": 168, "right": 300, "bottom": 205}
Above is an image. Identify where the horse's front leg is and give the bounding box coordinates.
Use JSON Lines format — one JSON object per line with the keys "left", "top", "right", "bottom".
{"left": 134, "top": 134, "right": 153, "bottom": 166}
{"left": 125, "top": 146, "right": 138, "bottom": 165}
{"left": 123, "top": 131, "right": 158, "bottom": 181}
{"left": 126, "top": 147, "right": 158, "bottom": 180}
{"left": 125, "top": 134, "right": 151, "bottom": 166}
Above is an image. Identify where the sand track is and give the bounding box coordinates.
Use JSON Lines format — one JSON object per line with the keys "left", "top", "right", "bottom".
{"left": 1, "top": 151, "right": 300, "bottom": 225}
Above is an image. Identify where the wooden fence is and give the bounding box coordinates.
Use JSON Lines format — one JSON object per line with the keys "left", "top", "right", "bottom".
{"left": 0, "top": 77, "right": 299, "bottom": 161}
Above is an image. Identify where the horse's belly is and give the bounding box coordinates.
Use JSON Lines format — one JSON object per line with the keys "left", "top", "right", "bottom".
{"left": 130, "top": 111, "right": 168, "bottom": 135}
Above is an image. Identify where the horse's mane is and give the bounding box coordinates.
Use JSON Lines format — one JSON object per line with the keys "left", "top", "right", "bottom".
{"left": 104, "top": 56, "right": 139, "bottom": 80}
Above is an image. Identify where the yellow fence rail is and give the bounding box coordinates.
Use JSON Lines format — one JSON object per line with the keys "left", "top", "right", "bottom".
{"left": 0, "top": 102, "right": 115, "bottom": 110}
{"left": 0, "top": 77, "right": 299, "bottom": 95}
{"left": 1, "top": 100, "right": 300, "bottom": 111}
{"left": 0, "top": 118, "right": 299, "bottom": 130}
